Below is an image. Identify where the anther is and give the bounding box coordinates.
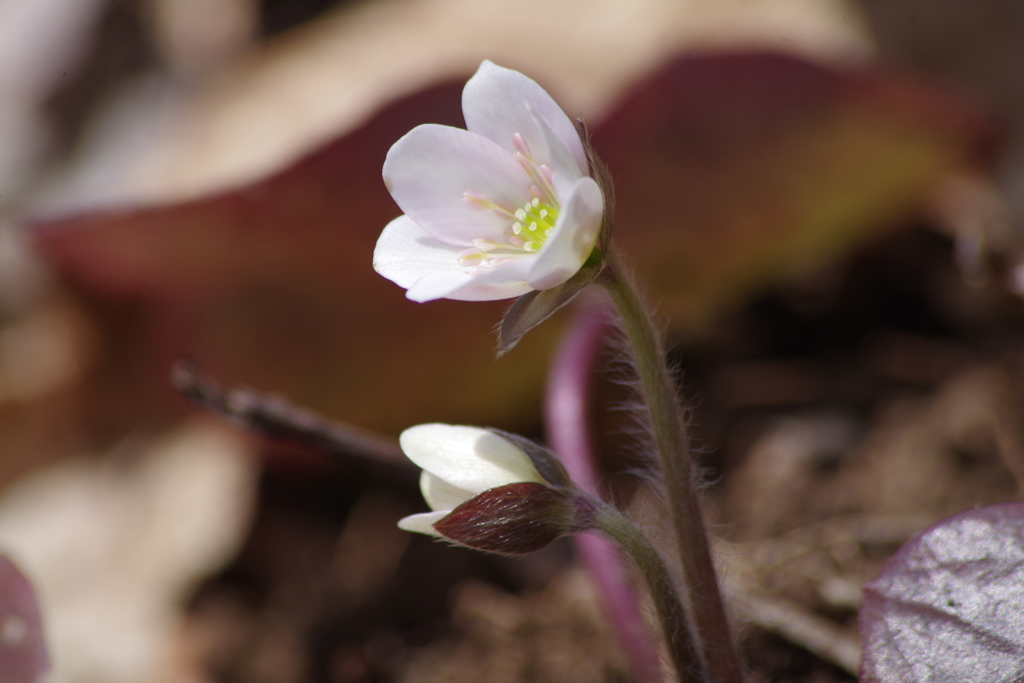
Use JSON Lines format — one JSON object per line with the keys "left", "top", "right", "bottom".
{"left": 512, "top": 222, "right": 523, "bottom": 234}
{"left": 539, "top": 209, "right": 548, "bottom": 219}
{"left": 515, "top": 209, "right": 527, "bottom": 220}
{"left": 473, "top": 239, "right": 497, "bottom": 252}
{"left": 512, "top": 133, "right": 531, "bottom": 158}
{"left": 462, "top": 191, "right": 491, "bottom": 210}
{"left": 523, "top": 243, "right": 534, "bottom": 252}
{"left": 545, "top": 228, "right": 554, "bottom": 236}
{"left": 529, "top": 222, "right": 538, "bottom": 231}
{"left": 531, "top": 197, "right": 540, "bottom": 208}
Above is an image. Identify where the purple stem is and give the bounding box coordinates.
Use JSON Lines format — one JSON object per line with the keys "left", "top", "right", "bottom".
{"left": 0, "top": 555, "right": 49, "bottom": 683}
{"left": 545, "top": 296, "right": 663, "bottom": 682}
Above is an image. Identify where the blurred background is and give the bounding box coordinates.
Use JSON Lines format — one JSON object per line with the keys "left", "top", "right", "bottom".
{"left": 0, "top": 0, "right": 1021, "bottom": 681}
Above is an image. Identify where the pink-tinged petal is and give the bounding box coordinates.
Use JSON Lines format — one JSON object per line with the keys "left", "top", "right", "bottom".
{"left": 420, "top": 471, "right": 474, "bottom": 512}
{"left": 438, "top": 255, "right": 534, "bottom": 299}
{"left": 463, "top": 61, "right": 588, "bottom": 178}
{"left": 397, "top": 511, "right": 449, "bottom": 537}
{"left": 399, "top": 424, "right": 544, "bottom": 495}
{"left": 529, "top": 103, "right": 588, "bottom": 196}
{"left": 406, "top": 257, "right": 534, "bottom": 302}
{"left": 528, "top": 177, "right": 603, "bottom": 289}
{"left": 373, "top": 215, "right": 466, "bottom": 289}
{"left": 383, "top": 124, "right": 532, "bottom": 244}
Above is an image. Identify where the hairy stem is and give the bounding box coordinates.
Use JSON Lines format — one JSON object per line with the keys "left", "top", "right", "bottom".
{"left": 602, "top": 258, "right": 743, "bottom": 683}
{"left": 544, "top": 296, "right": 662, "bottom": 682}
{"left": 594, "top": 505, "right": 704, "bottom": 683}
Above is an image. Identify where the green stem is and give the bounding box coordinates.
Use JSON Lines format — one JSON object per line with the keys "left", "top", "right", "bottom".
{"left": 593, "top": 505, "right": 704, "bottom": 683}
{"left": 601, "top": 257, "right": 743, "bottom": 683}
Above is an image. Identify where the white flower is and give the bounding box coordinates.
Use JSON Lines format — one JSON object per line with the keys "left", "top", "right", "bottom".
{"left": 374, "top": 60, "right": 604, "bottom": 303}
{"left": 396, "top": 423, "right": 546, "bottom": 537}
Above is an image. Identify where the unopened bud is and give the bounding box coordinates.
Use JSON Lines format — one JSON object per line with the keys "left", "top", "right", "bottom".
{"left": 434, "top": 482, "right": 596, "bottom": 555}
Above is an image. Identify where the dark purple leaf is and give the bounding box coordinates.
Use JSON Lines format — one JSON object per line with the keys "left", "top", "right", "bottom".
{"left": 860, "top": 503, "right": 1024, "bottom": 683}
{"left": 0, "top": 556, "right": 48, "bottom": 683}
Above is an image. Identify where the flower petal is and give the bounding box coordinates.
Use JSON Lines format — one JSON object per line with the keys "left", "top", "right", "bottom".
{"left": 463, "top": 61, "right": 588, "bottom": 179}
{"left": 405, "top": 256, "right": 534, "bottom": 302}
{"left": 399, "top": 424, "right": 545, "bottom": 495}
{"left": 527, "top": 177, "right": 603, "bottom": 290}
{"left": 397, "top": 511, "right": 449, "bottom": 537}
{"left": 529, "top": 104, "right": 588, "bottom": 198}
{"left": 383, "top": 124, "right": 532, "bottom": 244}
{"left": 373, "top": 215, "right": 465, "bottom": 289}
{"left": 420, "top": 471, "right": 474, "bottom": 512}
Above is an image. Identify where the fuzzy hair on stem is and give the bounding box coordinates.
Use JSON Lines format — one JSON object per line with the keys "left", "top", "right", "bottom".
{"left": 544, "top": 297, "right": 664, "bottom": 682}
{"left": 600, "top": 253, "right": 743, "bottom": 683}
{"left": 593, "top": 504, "right": 706, "bottom": 683}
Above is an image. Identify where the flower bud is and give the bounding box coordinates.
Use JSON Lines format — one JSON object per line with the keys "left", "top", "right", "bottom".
{"left": 434, "top": 482, "right": 595, "bottom": 555}
{"left": 395, "top": 423, "right": 595, "bottom": 554}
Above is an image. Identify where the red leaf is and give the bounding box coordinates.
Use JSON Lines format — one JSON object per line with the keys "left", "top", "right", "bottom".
{"left": 31, "top": 52, "right": 992, "bottom": 434}
{"left": 35, "top": 82, "right": 563, "bottom": 434}
{"left": 595, "top": 51, "right": 992, "bottom": 328}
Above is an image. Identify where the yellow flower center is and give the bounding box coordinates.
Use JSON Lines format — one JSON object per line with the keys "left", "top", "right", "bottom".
{"left": 458, "top": 191, "right": 561, "bottom": 268}
{"left": 512, "top": 197, "right": 560, "bottom": 252}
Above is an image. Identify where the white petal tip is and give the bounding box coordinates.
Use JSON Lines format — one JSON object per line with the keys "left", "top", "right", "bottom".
{"left": 397, "top": 511, "right": 449, "bottom": 537}
{"left": 404, "top": 290, "right": 435, "bottom": 303}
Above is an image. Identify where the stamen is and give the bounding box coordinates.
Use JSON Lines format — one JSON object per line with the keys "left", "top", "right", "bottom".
{"left": 463, "top": 192, "right": 493, "bottom": 211}
{"left": 468, "top": 186, "right": 560, "bottom": 260}
{"left": 457, "top": 248, "right": 484, "bottom": 266}
{"left": 512, "top": 133, "right": 531, "bottom": 158}
{"left": 514, "top": 152, "right": 533, "bottom": 175}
